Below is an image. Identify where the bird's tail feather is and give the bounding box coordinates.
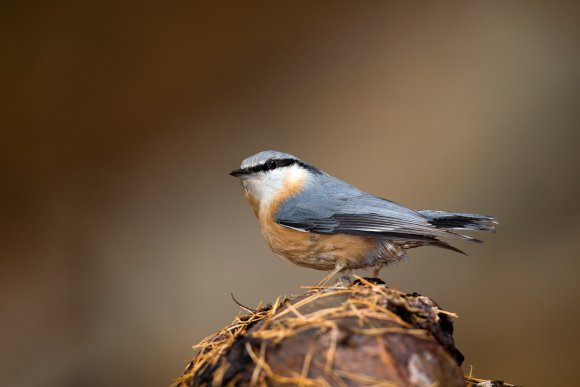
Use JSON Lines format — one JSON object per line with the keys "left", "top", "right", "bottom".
{"left": 418, "top": 210, "right": 497, "bottom": 242}
{"left": 430, "top": 240, "right": 468, "bottom": 255}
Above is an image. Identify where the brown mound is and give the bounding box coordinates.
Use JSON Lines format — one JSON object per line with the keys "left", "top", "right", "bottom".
{"left": 173, "top": 277, "right": 516, "bottom": 386}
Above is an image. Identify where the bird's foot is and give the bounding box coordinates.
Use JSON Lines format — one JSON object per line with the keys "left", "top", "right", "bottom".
{"left": 338, "top": 274, "right": 353, "bottom": 286}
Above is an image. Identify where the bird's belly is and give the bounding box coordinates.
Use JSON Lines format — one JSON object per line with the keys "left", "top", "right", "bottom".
{"left": 260, "top": 218, "right": 380, "bottom": 271}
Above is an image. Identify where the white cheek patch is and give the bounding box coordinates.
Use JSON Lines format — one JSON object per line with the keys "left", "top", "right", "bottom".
{"left": 245, "top": 165, "right": 308, "bottom": 207}
{"left": 286, "top": 165, "right": 306, "bottom": 184}
{"left": 257, "top": 169, "right": 286, "bottom": 205}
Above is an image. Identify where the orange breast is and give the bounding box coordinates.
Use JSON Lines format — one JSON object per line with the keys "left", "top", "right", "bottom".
{"left": 260, "top": 219, "right": 380, "bottom": 270}
{"left": 250, "top": 176, "right": 380, "bottom": 271}
{"left": 245, "top": 190, "right": 260, "bottom": 217}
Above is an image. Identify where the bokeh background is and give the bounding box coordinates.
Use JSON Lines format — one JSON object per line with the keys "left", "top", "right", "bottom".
{"left": 2, "top": 2, "right": 580, "bottom": 386}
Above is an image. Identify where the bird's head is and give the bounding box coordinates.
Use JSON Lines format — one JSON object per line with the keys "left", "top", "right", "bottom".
{"left": 230, "top": 150, "right": 315, "bottom": 207}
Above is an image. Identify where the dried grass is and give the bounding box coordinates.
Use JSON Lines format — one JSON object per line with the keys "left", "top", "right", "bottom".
{"left": 173, "top": 278, "right": 515, "bottom": 386}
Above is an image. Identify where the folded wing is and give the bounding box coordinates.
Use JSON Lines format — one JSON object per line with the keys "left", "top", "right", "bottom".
{"left": 275, "top": 174, "right": 493, "bottom": 248}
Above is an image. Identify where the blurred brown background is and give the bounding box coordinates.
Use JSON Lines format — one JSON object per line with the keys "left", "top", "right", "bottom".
{"left": 2, "top": 2, "right": 579, "bottom": 386}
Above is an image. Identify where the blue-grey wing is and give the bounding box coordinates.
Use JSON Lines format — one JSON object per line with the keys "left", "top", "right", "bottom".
{"left": 275, "top": 173, "right": 453, "bottom": 242}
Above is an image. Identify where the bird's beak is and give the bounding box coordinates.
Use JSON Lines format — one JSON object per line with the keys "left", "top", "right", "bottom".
{"left": 229, "top": 168, "right": 249, "bottom": 177}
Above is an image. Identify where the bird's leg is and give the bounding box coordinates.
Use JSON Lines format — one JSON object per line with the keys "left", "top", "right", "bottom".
{"left": 372, "top": 263, "right": 383, "bottom": 278}
{"left": 339, "top": 269, "right": 353, "bottom": 285}
{"left": 317, "top": 261, "right": 346, "bottom": 287}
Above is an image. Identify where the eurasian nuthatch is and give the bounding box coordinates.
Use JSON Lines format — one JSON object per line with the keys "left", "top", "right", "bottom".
{"left": 230, "top": 150, "right": 496, "bottom": 285}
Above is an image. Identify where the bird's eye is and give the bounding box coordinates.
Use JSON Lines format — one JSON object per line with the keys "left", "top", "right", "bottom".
{"left": 266, "top": 159, "right": 278, "bottom": 170}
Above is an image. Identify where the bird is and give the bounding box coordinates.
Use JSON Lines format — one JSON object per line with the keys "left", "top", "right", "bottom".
{"left": 230, "top": 150, "right": 497, "bottom": 286}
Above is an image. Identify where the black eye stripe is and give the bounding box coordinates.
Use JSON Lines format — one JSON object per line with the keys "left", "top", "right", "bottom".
{"left": 248, "top": 158, "right": 297, "bottom": 173}
{"left": 231, "top": 157, "right": 322, "bottom": 177}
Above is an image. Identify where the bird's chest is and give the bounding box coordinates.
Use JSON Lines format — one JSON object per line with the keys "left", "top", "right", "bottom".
{"left": 258, "top": 208, "right": 378, "bottom": 270}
